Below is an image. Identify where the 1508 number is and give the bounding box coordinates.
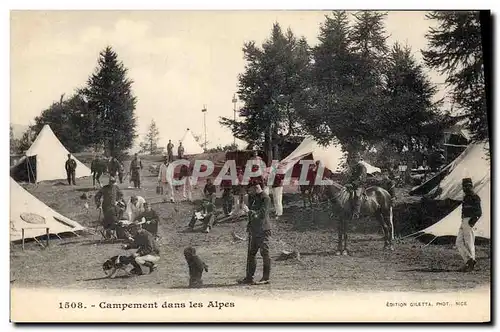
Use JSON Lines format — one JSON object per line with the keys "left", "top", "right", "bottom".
{"left": 59, "top": 302, "right": 85, "bottom": 309}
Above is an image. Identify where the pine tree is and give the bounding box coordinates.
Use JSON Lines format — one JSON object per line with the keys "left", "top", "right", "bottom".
{"left": 220, "top": 23, "right": 310, "bottom": 162}
{"left": 422, "top": 11, "right": 488, "bottom": 141}
{"left": 139, "top": 120, "right": 163, "bottom": 154}
{"left": 303, "top": 11, "right": 390, "bottom": 156}
{"left": 381, "top": 42, "right": 445, "bottom": 178}
{"left": 81, "top": 46, "right": 137, "bottom": 156}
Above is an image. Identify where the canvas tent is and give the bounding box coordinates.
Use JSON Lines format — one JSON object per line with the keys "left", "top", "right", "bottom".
{"left": 10, "top": 125, "right": 91, "bottom": 183}
{"left": 178, "top": 128, "right": 204, "bottom": 155}
{"left": 409, "top": 141, "right": 490, "bottom": 198}
{"left": 409, "top": 141, "right": 490, "bottom": 242}
{"left": 10, "top": 178, "right": 85, "bottom": 242}
{"left": 415, "top": 180, "right": 490, "bottom": 241}
{"left": 278, "top": 136, "right": 380, "bottom": 175}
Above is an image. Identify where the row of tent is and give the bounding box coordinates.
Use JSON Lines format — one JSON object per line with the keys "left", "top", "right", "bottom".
{"left": 279, "top": 136, "right": 491, "bottom": 242}
{"left": 10, "top": 125, "right": 206, "bottom": 183}
{"left": 10, "top": 123, "right": 490, "bottom": 244}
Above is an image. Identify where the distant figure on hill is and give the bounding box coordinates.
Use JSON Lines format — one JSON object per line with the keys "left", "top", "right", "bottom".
{"left": 65, "top": 154, "right": 77, "bottom": 185}
{"left": 178, "top": 142, "right": 185, "bottom": 159}
{"left": 167, "top": 140, "right": 174, "bottom": 162}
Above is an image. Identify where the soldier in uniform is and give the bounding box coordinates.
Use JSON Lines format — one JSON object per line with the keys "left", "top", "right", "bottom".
{"left": 178, "top": 142, "right": 185, "bottom": 160}
{"left": 167, "top": 140, "right": 174, "bottom": 162}
{"left": 135, "top": 202, "right": 160, "bottom": 238}
{"left": 203, "top": 178, "right": 217, "bottom": 204}
{"left": 94, "top": 177, "right": 124, "bottom": 239}
{"left": 65, "top": 154, "right": 77, "bottom": 185}
{"left": 122, "top": 224, "right": 160, "bottom": 275}
{"left": 457, "top": 177, "right": 482, "bottom": 272}
{"left": 108, "top": 156, "right": 121, "bottom": 179}
{"left": 346, "top": 152, "right": 368, "bottom": 219}
{"left": 238, "top": 183, "right": 272, "bottom": 285}
{"left": 129, "top": 153, "right": 143, "bottom": 189}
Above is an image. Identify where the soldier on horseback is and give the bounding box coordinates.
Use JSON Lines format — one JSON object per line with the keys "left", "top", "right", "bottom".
{"left": 346, "top": 152, "right": 367, "bottom": 219}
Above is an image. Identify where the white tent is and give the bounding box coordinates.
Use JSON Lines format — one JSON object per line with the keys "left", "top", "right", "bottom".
{"left": 179, "top": 128, "right": 204, "bottom": 155}
{"left": 278, "top": 136, "right": 380, "bottom": 174}
{"left": 411, "top": 141, "right": 490, "bottom": 241}
{"left": 10, "top": 125, "right": 92, "bottom": 183}
{"left": 278, "top": 136, "right": 346, "bottom": 174}
{"left": 435, "top": 141, "right": 490, "bottom": 201}
{"left": 417, "top": 180, "right": 490, "bottom": 240}
{"left": 409, "top": 141, "right": 490, "bottom": 198}
{"left": 10, "top": 178, "right": 85, "bottom": 242}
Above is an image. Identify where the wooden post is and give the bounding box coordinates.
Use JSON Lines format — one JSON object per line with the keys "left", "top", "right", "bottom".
{"left": 22, "top": 228, "right": 25, "bottom": 251}
{"left": 46, "top": 228, "right": 50, "bottom": 247}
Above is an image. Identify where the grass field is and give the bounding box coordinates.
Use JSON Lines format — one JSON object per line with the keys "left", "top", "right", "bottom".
{"left": 10, "top": 156, "right": 490, "bottom": 293}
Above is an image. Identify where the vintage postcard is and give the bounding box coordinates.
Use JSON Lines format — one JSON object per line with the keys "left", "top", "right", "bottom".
{"left": 9, "top": 9, "right": 491, "bottom": 323}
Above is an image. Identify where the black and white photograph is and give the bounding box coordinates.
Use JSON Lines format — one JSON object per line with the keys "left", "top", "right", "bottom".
{"left": 8, "top": 8, "right": 491, "bottom": 323}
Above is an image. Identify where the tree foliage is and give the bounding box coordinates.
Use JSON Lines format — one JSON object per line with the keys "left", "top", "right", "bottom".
{"left": 303, "top": 11, "right": 390, "bottom": 155}
{"left": 422, "top": 11, "right": 488, "bottom": 141}
{"left": 30, "top": 94, "right": 89, "bottom": 152}
{"left": 220, "top": 23, "right": 311, "bottom": 161}
{"left": 80, "top": 46, "right": 138, "bottom": 156}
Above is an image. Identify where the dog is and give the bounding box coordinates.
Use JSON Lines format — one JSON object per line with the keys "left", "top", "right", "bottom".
{"left": 102, "top": 255, "right": 136, "bottom": 279}
{"left": 183, "top": 247, "right": 208, "bottom": 288}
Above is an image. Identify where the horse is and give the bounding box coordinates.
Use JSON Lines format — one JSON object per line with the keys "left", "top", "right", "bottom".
{"left": 323, "top": 181, "right": 394, "bottom": 255}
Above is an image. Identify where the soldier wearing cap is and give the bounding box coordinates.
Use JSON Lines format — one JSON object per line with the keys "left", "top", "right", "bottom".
{"left": 238, "top": 182, "right": 272, "bottom": 285}
{"left": 457, "top": 177, "right": 482, "bottom": 272}
{"left": 346, "top": 152, "right": 368, "bottom": 219}
{"left": 94, "top": 177, "right": 124, "bottom": 239}
{"left": 65, "top": 154, "right": 77, "bottom": 185}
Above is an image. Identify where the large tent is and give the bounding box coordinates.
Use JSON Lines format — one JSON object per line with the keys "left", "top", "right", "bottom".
{"left": 410, "top": 141, "right": 491, "bottom": 242}
{"left": 278, "top": 136, "right": 380, "bottom": 175}
{"left": 10, "top": 125, "right": 91, "bottom": 183}
{"left": 10, "top": 178, "right": 85, "bottom": 242}
{"left": 417, "top": 180, "right": 490, "bottom": 240}
{"left": 409, "top": 142, "right": 490, "bottom": 199}
{"left": 178, "top": 128, "right": 204, "bottom": 155}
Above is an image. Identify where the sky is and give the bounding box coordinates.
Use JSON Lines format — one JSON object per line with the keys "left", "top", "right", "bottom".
{"left": 10, "top": 10, "right": 449, "bottom": 150}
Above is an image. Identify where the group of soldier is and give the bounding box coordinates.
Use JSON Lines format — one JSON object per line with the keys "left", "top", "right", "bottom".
{"left": 88, "top": 144, "right": 482, "bottom": 280}
{"left": 90, "top": 153, "right": 143, "bottom": 189}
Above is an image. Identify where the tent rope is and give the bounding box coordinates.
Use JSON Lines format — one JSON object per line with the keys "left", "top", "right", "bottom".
{"left": 422, "top": 235, "right": 438, "bottom": 248}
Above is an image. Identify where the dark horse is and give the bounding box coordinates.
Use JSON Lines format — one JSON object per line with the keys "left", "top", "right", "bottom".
{"left": 323, "top": 181, "right": 394, "bottom": 255}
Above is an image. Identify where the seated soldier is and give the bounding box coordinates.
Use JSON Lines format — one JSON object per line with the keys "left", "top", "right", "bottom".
{"left": 188, "top": 200, "right": 216, "bottom": 233}
{"left": 220, "top": 178, "right": 233, "bottom": 216}
{"left": 203, "top": 178, "right": 217, "bottom": 204}
{"left": 135, "top": 202, "right": 160, "bottom": 238}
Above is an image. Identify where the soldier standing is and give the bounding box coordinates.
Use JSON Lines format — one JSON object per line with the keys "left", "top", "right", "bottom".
{"left": 129, "top": 153, "right": 143, "bottom": 189}
{"left": 238, "top": 183, "right": 272, "bottom": 285}
{"left": 457, "top": 177, "right": 482, "bottom": 272}
{"left": 167, "top": 140, "right": 174, "bottom": 162}
{"left": 178, "top": 142, "right": 185, "bottom": 160}
{"left": 65, "top": 154, "right": 77, "bottom": 185}
{"left": 94, "top": 177, "right": 124, "bottom": 239}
